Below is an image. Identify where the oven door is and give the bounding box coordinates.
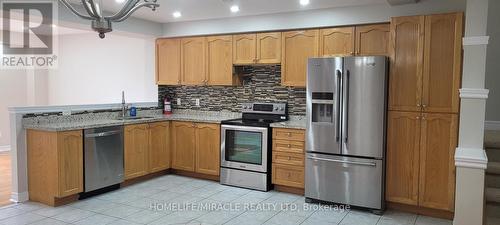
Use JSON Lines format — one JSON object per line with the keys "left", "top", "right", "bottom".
{"left": 221, "top": 125, "right": 269, "bottom": 173}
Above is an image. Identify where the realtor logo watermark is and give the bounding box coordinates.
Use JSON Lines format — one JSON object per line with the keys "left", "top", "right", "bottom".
{"left": 1, "top": 1, "right": 58, "bottom": 69}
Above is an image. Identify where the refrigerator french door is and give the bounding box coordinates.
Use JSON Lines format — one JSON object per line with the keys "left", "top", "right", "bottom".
{"left": 305, "top": 56, "right": 388, "bottom": 211}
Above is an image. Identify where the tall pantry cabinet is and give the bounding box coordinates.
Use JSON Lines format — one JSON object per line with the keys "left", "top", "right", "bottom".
{"left": 386, "top": 13, "right": 463, "bottom": 214}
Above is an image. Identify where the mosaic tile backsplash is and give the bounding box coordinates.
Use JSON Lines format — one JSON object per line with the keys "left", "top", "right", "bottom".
{"left": 158, "top": 65, "right": 306, "bottom": 115}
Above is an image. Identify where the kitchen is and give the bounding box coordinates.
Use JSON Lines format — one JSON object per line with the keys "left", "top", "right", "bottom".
{"left": 0, "top": 0, "right": 498, "bottom": 225}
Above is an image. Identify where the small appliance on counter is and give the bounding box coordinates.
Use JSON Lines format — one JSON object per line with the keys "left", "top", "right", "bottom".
{"left": 220, "top": 102, "right": 288, "bottom": 191}
{"left": 305, "top": 56, "right": 388, "bottom": 213}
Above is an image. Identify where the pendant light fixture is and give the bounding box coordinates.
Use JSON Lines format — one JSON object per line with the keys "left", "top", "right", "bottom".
{"left": 59, "top": 0, "right": 160, "bottom": 38}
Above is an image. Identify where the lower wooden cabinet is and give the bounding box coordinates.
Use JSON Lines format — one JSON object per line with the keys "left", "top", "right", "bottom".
{"left": 125, "top": 122, "right": 171, "bottom": 180}
{"left": 149, "top": 122, "right": 171, "bottom": 173}
{"left": 172, "top": 121, "right": 220, "bottom": 176}
{"left": 124, "top": 124, "right": 150, "bottom": 180}
{"left": 271, "top": 128, "right": 305, "bottom": 189}
{"left": 386, "top": 111, "right": 458, "bottom": 212}
{"left": 27, "top": 129, "right": 83, "bottom": 206}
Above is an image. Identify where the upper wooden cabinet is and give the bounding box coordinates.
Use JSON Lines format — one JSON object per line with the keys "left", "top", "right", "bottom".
{"left": 172, "top": 121, "right": 196, "bottom": 171}
{"left": 233, "top": 34, "right": 257, "bottom": 64}
{"left": 355, "top": 24, "right": 390, "bottom": 56}
{"left": 149, "top": 122, "right": 170, "bottom": 173}
{"left": 418, "top": 113, "right": 457, "bottom": 211}
{"left": 389, "top": 13, "right": 463, "bottom": 113}
{"left": 233, "top": 32, "right": 281, "bottom": 65}
{"left": 422, "top": 13, "right": 463, "bottom": 113}
{"left": 256, "top": 32, "right": 281, "bottom": 64}
{"left": 319, "top": 27, "right": 355, "bottom": 56}
{"left": 389, "top": 15, "right": 425, "bottom": 112}
{"left": 181, "top": 37, "right": 207, "bottom": 85}
{"left": 124, "top": 124, "right": 150, "bottom": 180}
{"left": 195, "top": 123, "right": 220, "bottom": 176}
{"left": 206, "top": 35, "right": 239, "bottom": 86}
{"left": 27, "top": 130, "right": 83, "bottom": 206}
{"left": 281, "top": 30, "right": 319, "bottom": 87}
{"left": 156, "top": 38, "right": 181, "bottom": 85}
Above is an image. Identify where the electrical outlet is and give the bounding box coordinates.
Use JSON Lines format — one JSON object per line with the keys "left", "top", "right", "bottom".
{"left": 195, "top": 99, "right": 200, "bottom": 106}
{"left": 177, "top": 98, "right": 181, "bottom": 105}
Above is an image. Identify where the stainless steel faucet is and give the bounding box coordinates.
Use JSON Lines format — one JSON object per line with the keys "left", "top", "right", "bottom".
{"left": 121, "top": 91, "right": 128, "bottom": 118}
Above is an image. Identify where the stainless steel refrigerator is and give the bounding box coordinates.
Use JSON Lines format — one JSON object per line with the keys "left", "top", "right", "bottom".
{"left": 305, "top": 56, "right": 387, "bottom": 212}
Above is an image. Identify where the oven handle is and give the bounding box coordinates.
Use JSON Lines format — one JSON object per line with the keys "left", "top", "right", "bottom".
{"left": 221, "top": 124, "right": 269, "bottom": 133}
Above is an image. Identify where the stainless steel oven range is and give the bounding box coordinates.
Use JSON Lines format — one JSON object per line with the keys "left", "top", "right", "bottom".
{"left": 220, "top": 102, "right": 288, "bottom": 191}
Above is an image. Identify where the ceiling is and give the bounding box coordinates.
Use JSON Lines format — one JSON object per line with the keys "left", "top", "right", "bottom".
{"left": 92, "top": 0, "right": 388, "bottom": 23}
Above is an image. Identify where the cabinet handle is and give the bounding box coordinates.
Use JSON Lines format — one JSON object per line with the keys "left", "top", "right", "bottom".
{"left": 287, "top": 132, "right": 292, "bottom": 137}
{"left": 416, "top": 116, "right": 420, "bottom": 120}
{"left": 287, "top": 156, "right": 292, "bottom": 160}
{"left": 422, "top": 104, "right": 427, "bottom": 108}
{"left": 422, "top": 117, "right": 426, "bottom": 121}
{"left": 287, "top": 144, "right": 291, "bottom": 148}
{"left": 350, "top": 52, "right": 354, "bottom": 55}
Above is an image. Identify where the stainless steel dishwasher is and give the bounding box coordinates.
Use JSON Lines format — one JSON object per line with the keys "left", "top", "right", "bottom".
{"left": 84, "top": 126, "right": 124, "bottom": 192}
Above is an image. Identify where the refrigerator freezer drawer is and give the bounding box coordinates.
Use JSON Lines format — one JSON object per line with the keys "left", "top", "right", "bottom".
{"left": 305, "top": 153, "right": 384, "bottom": 210}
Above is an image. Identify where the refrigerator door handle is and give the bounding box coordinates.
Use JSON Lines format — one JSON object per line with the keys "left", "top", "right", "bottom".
{"left": 336, "top": 69, "right": 342, "bottom": 142}
{"left": 343, "top": 70, "right": 350, "bottom": 143}
{"left": 307, "top": 156, "right": 377, "bottom": 167}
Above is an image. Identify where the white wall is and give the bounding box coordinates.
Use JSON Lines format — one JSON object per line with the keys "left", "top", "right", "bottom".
{"left": 48, "top": 32, "right": 157, "bottom": 105}
{"left": 162, "top": 0, "right": 466, "bottom": 37}
{"left": 0, "top": 70, "right": 28, "bottom": 147}
{"left": 485, "top": 0, "right": 500, "bottom": 122}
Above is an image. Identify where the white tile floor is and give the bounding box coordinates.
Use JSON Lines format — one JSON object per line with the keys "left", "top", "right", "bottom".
{"left": 0, "top": 175, "right": 453, "bottom": 225}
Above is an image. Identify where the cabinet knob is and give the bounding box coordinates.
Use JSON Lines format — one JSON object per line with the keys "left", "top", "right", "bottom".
{"left": 422, "top": 104, "right": 427, "bottom": 108}
{"left": 287, "top": 144, "right": 291, "bottom": 148}
{"left": 416, "top": 116, "right": 420, "bottom": 120}
{"left": 287, "top": 132, "right": 292, "bottom": 137}
{"left": 287, "top": 156, "right": 292, "bottom": 160}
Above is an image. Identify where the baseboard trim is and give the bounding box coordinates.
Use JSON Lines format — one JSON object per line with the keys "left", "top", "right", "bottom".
{"left": 486, "top": 121, "right": 500, "bottom": 131}
{"left": 0, "top": 145, "right": 10, "bottom": 152}
{"left": 10, "top": 192, "right": 29, "bottom": 203}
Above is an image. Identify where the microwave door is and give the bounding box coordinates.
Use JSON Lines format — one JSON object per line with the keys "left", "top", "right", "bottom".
{"left": 342, "top": 56, "right": 388, "bottom": 158}
{"left": 306, "top": 57, "right": 343, "bottom": 155}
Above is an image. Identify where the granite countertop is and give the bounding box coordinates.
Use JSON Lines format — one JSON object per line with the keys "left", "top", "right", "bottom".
{"left": 270, "top": 116, "right": 306, "bottom": 130}
{"left": 23, "top": 110, "right": 241, "bottom": 132}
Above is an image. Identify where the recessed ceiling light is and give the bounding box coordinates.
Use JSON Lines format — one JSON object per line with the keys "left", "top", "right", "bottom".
{"left": 115, "top": 0, "right": 125, "bottom": 3}
{"left": 300, "top": 0, "right": 310, "bottom": 6}
{"left": 173, "top": 11, "right": 182, "bottom": 18}
{"left": 230, "top": 5, "right": 239, "bottom": 13}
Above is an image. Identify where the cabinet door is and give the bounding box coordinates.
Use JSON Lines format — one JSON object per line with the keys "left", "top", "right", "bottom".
{"left": 386, "top": 111, "right": 421, "bottom": 206}
{"left": 181, "top": 37, "right": 207, "bottom": 85}
{"left": 207, "top": 35, "right": 234, "bottom": 86}
{"left": 281, "top": 30, "right": 319, "bottom": 87}
{"left": 233, "top": 34, "right": 256, "bottom": 64}
{"left": 195, "top": 123, "right": 220, "bottom": 176}
{"left": 355, "top": 24, "right": 390, "bottom": 56}
{"left": 388, "top": 16, "right": 425, "bottom": 112}
{"left": 272, "top": 164, "right": 304, "bottom": 188}
{"left": 156, "top": 38, "right": 181, "bottom": 85}
{"left": 172, "top": 122, "right": 196, "bottom": 171}
{"left": 256, "top": 32, "right": 281, "bottom": 64}
{"left": 422, "top": 13, "right": 463, "bottom": 113}
{"left": 149, "top": 122, "right": 170, "bottom": 173}
{"left": 57, "top": 130, "right": 83, "bottom": 197}
{"left": 124, "top": 124, "right": 149, "bottom": 180}
{"left": 319, "top": 27, "right": 355, "bottom": 57}
{"left": 419, "top": 113, "right": 458, "bottom": 211}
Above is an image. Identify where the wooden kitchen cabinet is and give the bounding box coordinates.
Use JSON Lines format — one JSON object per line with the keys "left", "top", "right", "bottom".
{"left": 206, "top": 35, "right": 239, "bottom": 86}
{"left": 156, "top": 38, "right": 181, "bottom": 85}
{"left": 27, "top": 130, "right": 83, "bottom": 206}
{"left": 172, "top": 121, "right": 221, "bottom": 176}
{"left": 233, "top": 34, "right": 256, "bottom": 64}
{"left": 319, "top": 27, "right": 355, "bottom": 56}
{"left": 172, "top": 121, "right": 196, "bottom": 171}
{"left": 272, "top": 128, "right": 305, "bottom": 189}
{"left": 386, "top": 111, "right": 421, "bottom": 206}
{"left": 386, "top": 111, "right": 458, "bottom": 212}
{"left": 181, "top": 37, "right": 207, "bottom": 85}
{"left": 149, "top": 122, "right": 170, "bottom": 173}
{"left": 195, "top": 123, "right": 220, "bottom": 176}
{"left": 281, "top": 30, "right": 319, "bottom": 87}
{"left": 418, "top": 113, "right": 457, "bottom": 211}
{"left": 256, "top": 32, "right": 281, "bottom": 64}
{"left": 422, "top": 13, "right": 463, "bottom": 113}
{"left": 124, "top": 124, "right": 150, "bottom": 180}
{"left": 272, "top": 164, "right": 304, "bottom": 188}
{"left": 388, "top": 15, "right": 425, "bottom": 112}
{"left": 355, "top": 24, "right": 390, "bottom": 56}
